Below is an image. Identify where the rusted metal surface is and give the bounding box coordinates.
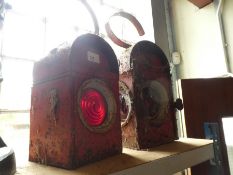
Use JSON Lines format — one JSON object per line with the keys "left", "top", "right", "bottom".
{"left": 119, "top": 41, "right": 178, "bottom": 149}
{"left": 29, "top": 34, "right": 122, "bottom": 169}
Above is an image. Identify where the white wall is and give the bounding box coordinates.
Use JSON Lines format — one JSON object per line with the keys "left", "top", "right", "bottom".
{"left": 171, "top": 0, "right": 227, "bottom": 79}
{"left": 223, "top": 0, "right": 233, "bottom": 72}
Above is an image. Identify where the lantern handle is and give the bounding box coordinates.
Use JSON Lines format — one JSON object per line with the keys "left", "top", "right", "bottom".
{"left": 105, "top": 11, "right": 145, "bottom": 48}
{"left": 80, "top": 0, "right": 99, "bottom": 35}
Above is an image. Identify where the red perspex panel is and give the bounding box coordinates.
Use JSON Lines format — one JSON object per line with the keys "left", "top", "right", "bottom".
{"left": 119, "top": 41, "right": 178, "bottom": 149}
{"left": 188, "top": 0, "right": 213, "bottom": 8}
{"left": 29, "top": 34, "right": 122, "bottom": 169}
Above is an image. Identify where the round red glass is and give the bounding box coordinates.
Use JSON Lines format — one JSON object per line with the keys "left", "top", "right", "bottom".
{"left": 80, "top": 89, "right": 107, "bottom": 126}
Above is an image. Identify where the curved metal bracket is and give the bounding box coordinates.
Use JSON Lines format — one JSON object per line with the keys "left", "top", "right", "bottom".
{"left": 80, "top": 0, "right": 99, "bottom": 35}
{"left": 105, "top": 11, "right": 145, "bottom": 48}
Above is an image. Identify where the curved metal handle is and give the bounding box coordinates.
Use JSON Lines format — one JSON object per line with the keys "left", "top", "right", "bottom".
{"left": 80, "top": 0, "right": 99, "bottom": 35}
{"left": 105, "top": 11, "right": 145, "bottom": 48}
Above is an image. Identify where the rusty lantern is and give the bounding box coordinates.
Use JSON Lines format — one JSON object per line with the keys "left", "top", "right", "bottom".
{"left": 29, "top": 34, "right": 122, "bottom": 169}
{"left": 119, "top": 41, "right": 181, "bottom": 149}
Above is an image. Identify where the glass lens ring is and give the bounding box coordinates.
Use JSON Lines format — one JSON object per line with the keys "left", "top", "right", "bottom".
{"left": 80, "top": 89, "right": 107, "bottom": 126}
{"left": 78, "top": 79, "right": 117, "bottom": 133}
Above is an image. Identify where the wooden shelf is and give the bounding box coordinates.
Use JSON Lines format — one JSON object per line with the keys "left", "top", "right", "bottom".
{"left": 16, "top": 138, "right": 214, "bottom": 175}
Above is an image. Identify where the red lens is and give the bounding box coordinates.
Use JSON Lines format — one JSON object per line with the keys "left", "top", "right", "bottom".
{"left": 80, "top": 89, "right": 107, "bottom": 126}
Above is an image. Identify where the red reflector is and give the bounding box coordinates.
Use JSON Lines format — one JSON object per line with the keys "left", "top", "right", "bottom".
{"left": 80, "top": 89, "right": 107, "bottom": 126}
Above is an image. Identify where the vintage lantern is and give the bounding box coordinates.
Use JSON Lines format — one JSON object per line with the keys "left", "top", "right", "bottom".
{"left": 29, "top": 34, "right": 122, "bottom": 169}
{"left": 119, "top": 41, "right": 182, "bottom": 149}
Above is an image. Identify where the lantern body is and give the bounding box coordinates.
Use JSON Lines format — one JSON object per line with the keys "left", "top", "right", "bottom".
{"left": 29, "top": 34, "right": 122, "bottom": 169}
{"left": 119, "top": 41, "right": 178, "bottom": 149}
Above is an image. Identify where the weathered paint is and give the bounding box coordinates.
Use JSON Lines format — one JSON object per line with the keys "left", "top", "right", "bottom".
{"left": 29, "top": 34, "right": 122, "bottom": 169}
{"left": 119, "top": 41, "right": 178, "bottom": 150}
